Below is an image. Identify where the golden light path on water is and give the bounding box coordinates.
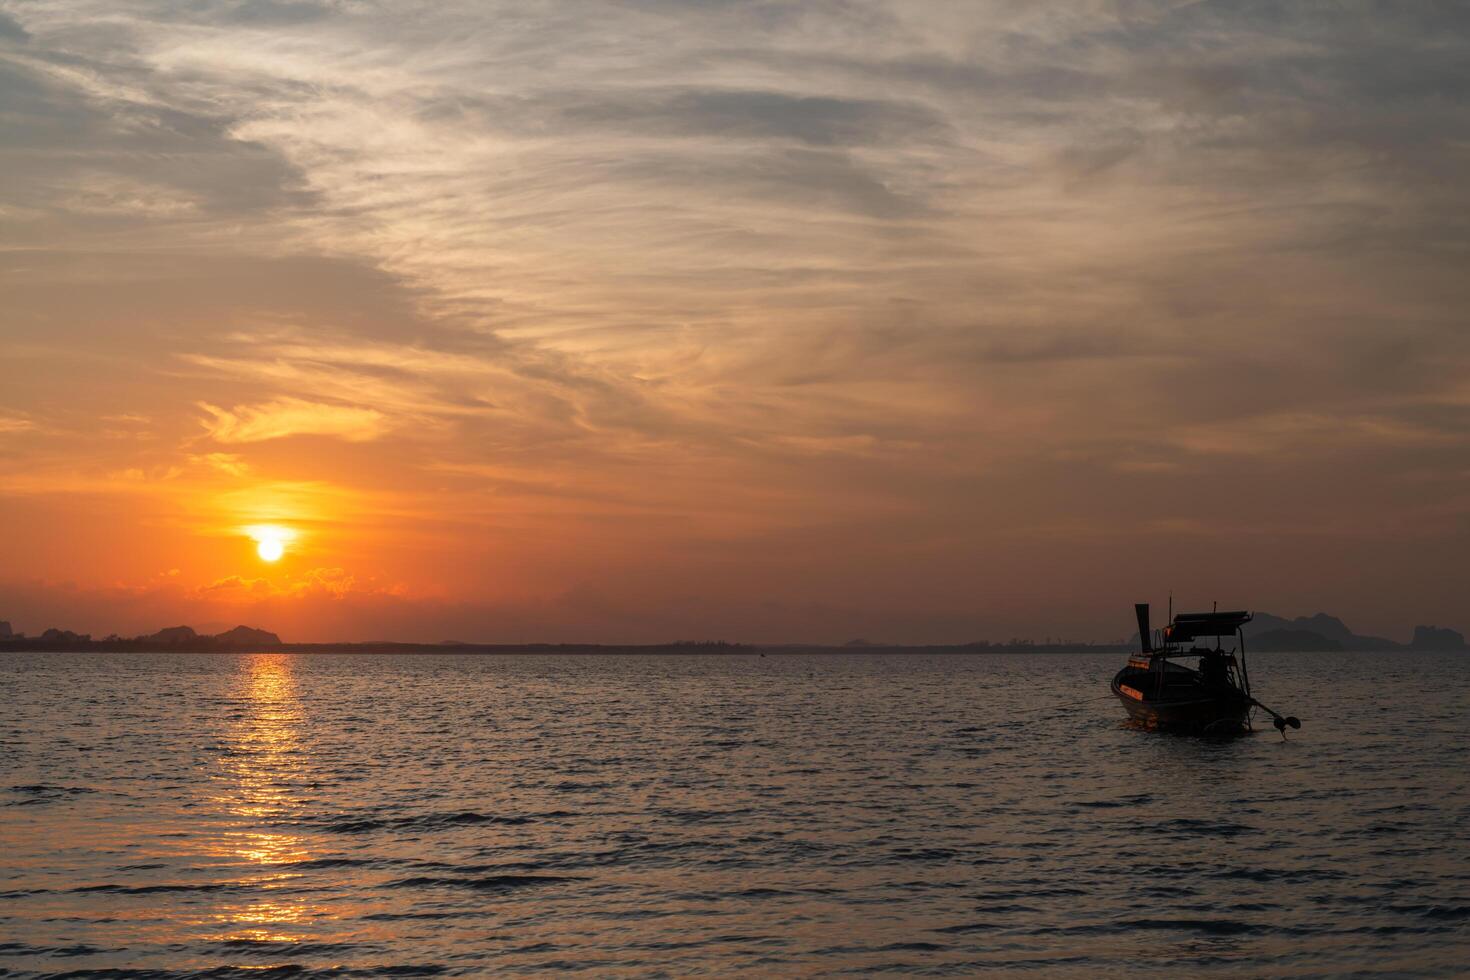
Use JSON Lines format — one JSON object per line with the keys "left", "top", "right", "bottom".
{"left": 197, "top": 655, "right": 323, "bottom": 948}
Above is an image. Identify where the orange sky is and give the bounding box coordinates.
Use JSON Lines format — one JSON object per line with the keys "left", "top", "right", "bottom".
{"left": 2, "top": 3, "right": 1468, "bottom": 643}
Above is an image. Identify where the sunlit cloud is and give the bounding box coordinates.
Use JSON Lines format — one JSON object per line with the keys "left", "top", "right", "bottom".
{"left": 200, "top": 398, "right": 389, "bottom": 444}
{"left": 191, "top": 453, "right": 252, "bottom": 477}
{"left": 195, "top": 567, "right": 387, "bottom": 602}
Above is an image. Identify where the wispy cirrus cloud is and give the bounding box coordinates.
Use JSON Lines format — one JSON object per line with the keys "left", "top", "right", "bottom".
{"left": 199, "top": 398, "right": 389, "bottom": 444}
{"left": 189, "top": 452, "right": 251, "bottom": 476}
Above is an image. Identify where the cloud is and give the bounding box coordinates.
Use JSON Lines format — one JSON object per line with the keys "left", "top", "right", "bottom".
{"left": 0, "top": 11, "right": 29, "bottom": 42}
{"left": 194, "top": 566, "right": 369, "bottom": 601}
{"left": 3, "top": 1, "right": 1470, "bottom": 639}
{"left": 524, "top": 87, "right": 950, "bottom": 148}
{"left": 190, "top": 452, "right": 251, "bottom": 476}
{"left": 199, "top": 397, "right": 389, "bottom": 443}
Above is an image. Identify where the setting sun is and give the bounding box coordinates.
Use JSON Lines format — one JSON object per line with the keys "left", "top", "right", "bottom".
{"left": 245, "top": 525, "right": 295, "bottom": 563}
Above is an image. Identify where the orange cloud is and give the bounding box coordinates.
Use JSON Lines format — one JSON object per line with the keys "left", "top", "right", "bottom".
{"left": 199, "top": 398, "right": 388, "bottom": 444}
{"left": 193, "top": 567, "right": 384, "bottom": 602}
{"left": 190, "top": 452, "right": 251, "bottom": 476}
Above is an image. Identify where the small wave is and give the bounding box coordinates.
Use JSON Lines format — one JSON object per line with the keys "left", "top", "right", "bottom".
{"left": 968, "top": 902, "right": 1039, "bottom": 915}
{"left": 5, "top": 783, "right": 97, "bottom": 806}
{"left": 877, "top": 941, "right": 947, "bottom": 951}
{"left": 1131, "top": 917, "right": 1260, "bottom": 936}
{"left": 0, "top": 941, "right": 106, "bottom": 957}
{"left": 1357, "top": 822, "right": 1411, "bottom": 836}
{"left": 1391, "top": 903, "right": 1470, "bottom": 921}
{"left": 1072, "top": 793, "right": 1154, "bottom": 809}
{"left": 69, "top": 882, "right": 238, "bottom": 895}
{"left": 619, "top": 934, "right": 764, "bottom": 951}
{"left": 282, "top": 857, "right": 382, "bottom": 870}
{"left": 1144, "top": 817, "right": 1253, "bottom": 838}
{"left": 362, "top": 910, "right": 490, "bottom": 922}
{"left": 732, "top": 887, "right": 797, "bottom": 898}
{"left": 1214, "top": 866, "right": 1347, "bottom": 883}
{"left": 660, "top": 808, "right": 750, "bottom": 825}
{"left": 932, "top": 922, "right": 1000, "bottom": 934}
{"left": 890, "top": 847, "right": 958, "bottom": 862}
{"left": 213, "top": 938, "right": 375, "bottom": 957}
{"left": 385, "top": 873, "right": 584, "bottom": 892}
{"left": 318, "top": 811, "right": 533, "bottom": 833}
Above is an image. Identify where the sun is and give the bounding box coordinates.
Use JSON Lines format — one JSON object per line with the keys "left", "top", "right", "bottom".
{"left": 245, "top": 525, "right": 295, "bottom": 563}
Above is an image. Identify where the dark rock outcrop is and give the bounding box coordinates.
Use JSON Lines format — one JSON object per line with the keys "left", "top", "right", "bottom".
{"left": 1249, "top": 628, "right": 1343, "bottom": 652}
{"left": 40, "top": 628, "right": 90, "bottom": 643}
{"left": 212, "top": 625, "right": 283, "bottom": 648}
{"left": 1245, "top": 612, "right": 1398, "bottom": 650}
{"left": 144, "top": 625, "right": 199, "bottom": 645}
{"left": 1409, "top": 625, "right": 1466, "bottom": 651}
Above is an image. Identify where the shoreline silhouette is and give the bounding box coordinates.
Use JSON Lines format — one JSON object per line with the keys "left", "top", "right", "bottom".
{"left": 1, "top": 611, "right": 1463, "bottom": 655}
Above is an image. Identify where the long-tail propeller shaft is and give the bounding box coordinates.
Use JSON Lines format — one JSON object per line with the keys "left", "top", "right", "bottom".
{"left": 1251, "top": 699, "right": 1302, "bottom": 737}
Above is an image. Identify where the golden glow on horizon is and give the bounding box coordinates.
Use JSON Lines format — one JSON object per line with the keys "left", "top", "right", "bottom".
{"left": 245, "top": 524, "right": 295, "bottom": 563}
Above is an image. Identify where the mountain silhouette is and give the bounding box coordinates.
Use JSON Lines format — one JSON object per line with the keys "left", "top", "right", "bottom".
{"left": 1409, "top": 625, "right": 1466, "bottom": 651}
{"left": 143, "top": 625, "right": 198, "bottom": 645}
{"left": 212, "top": 626, "right": 283, "bottom": 647}
{"left": 1248, "top": 628, "right": 1343, "bottom": 652}
{"left": 1242, "top": 613, "right": 1399, "bottom": 651}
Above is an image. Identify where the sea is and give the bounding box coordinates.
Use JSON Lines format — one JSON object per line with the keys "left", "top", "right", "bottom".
{"left": 2, "top": 650, "right": 1467, "bottom": 977}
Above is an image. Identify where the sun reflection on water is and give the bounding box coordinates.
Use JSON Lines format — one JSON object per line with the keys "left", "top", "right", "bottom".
{"left": 200, "top": 655, "right": 326, "bottom": 946}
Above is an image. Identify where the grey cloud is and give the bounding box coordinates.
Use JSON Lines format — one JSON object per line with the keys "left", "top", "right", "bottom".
{"left": 639, "top": 146, "right": 930, "bottom": 219}
{"left": 421, "top": 85, "right": 951, "bottom": 151}
{"left": 556, "top": 88, "right": 950, "bottom": 147}
{"left": 0, "top": 53, "right": 311, "bottom": 222}
{"left": 0, "top": 10, "right": 28, "bottom": 41}
{"left": 213, "top": 0, "right": 337, "bottom": 26}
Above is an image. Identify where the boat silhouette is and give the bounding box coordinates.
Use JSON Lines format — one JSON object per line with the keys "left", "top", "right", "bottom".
{"left": 1112, "top": 603, "right": 1300, "bottom": 735}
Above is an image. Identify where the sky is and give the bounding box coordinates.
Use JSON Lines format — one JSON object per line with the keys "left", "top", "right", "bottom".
{"left": 2, "top": 1, "right": 1468, "bottom": 643}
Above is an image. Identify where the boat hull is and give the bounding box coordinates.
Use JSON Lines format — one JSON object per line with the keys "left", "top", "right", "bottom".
{"left": 1111, "top": 669, "right": 1252, "bottom": 734}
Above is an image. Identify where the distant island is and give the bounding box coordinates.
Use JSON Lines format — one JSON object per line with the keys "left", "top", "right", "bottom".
{"left": 0, "top": 622, "right": 284, "bottom": 651}
{"left": 1242, "top": 612, "right": 1466, "bottom": 652}
{"left": 0, "top": 611, "right": 1463, "bottom": 654}
{"left": 0, "top": 625, "right": 1129, "bottom": 655}
{"left": 0, "top": 619, "right": 1128, "bottom": 654}
{"left": 1114, "top": 611, "right": 1465, "bottom": 653}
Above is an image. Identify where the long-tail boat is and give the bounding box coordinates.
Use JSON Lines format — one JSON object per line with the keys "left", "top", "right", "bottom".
{"left": 1112, "top": 603, "right": 1299, "bottom": 735}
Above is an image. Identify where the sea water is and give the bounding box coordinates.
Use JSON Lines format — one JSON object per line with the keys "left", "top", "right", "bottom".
{"left": 2, "top": 651, "right": 1467, "bottom": 976}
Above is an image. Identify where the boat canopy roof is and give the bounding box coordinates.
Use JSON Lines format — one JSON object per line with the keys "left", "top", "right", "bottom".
{"left": 1165, "top": 611, "right": 1252, "bottom": 641}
